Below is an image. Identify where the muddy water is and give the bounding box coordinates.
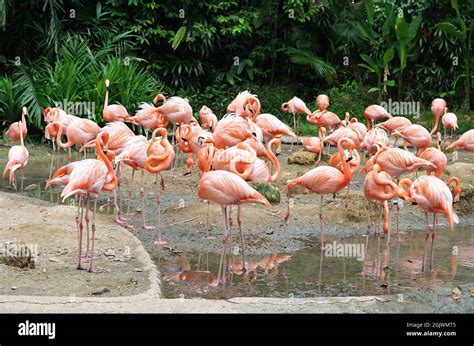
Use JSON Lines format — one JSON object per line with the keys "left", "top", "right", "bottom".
{"left": 157, "top": 227, "right": 473, "bottom": 299}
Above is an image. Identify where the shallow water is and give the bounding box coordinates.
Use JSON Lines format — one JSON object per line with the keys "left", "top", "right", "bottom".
{"left": 158, "top": 227, "right": 473, "bottom": 299}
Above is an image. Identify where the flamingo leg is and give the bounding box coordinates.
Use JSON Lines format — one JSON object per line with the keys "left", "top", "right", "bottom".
{"left": 319, "top": 195, "right": 325, "bottom": 249}
{"left": 429, "top": 213, "right": 436, "bottom": 272}
{"left": 88, "top": 197, "right": 98, "bottom": 273}
{"left": 237, "top": 205, "right": 246, "bottom": 273}
{"left": 217, "top": 206, "right": 229, "bottom": 285}
{"left": 126, "top": 169, "right": 135, "bottom": 218}
{"left": 421, "top": 212, "right": 429, "bottom": 273}
{"left": 20, "top": 168, "right": 24, "bottom": 191}
{"left": 202, "top": 201, "right": 215, "bottom": 239}
{"left": 76, "top": 195, "right": 84, "bottom": 270}
{"left": 154, "top": 189, "right": 166, "bottom": 245}
{"left": 140, "top": 170, "right": 154, "bottom": 229}
{"left": 83, "top": 194, "right": 91, "bottom": 260}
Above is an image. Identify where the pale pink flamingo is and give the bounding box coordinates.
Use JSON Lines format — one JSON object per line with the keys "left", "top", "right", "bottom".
{"left": 430, "top": 98, "right": 447, "bottom": 135}
{"left": 227, "top": 91, "right": 261, "bottom": 119}
{"left": 144, "top": 127, "right": 175, "bottom": 244}
{"left": 284, "top": 138, "right": 356, "bottom": 247}
{"left": 5, "top": 107, "right": 27, "bottom": 143}
{"left": 346, "top": 116, "right": 368, "bottom": 139}
{"left": 302, "top": 127, "right": 327, "bottom": 164}
{"left": 307, "top": 111, "right": 344, "bottom": 132}
{"left": 213, "top": 114, "right": 253, "bottom": 149}
{"left": 58, "top": 131, "right": 118, "bottom": 272}
{"left": 2, "top": 121, "right": 29, "bottom": 190}
{"left": 197, "top": 169, "right": 271, "bottom": 284}
{"left": 281, "top": 96, "right": 312, "bottom": 147}
{"left": 398, "top": 175, "right": 458, "bottom": 271}
{"left": 364, "top": 105, "right": 392, "bottom": 129}
{"left": 441, "top": 112, "right": 458, "bottom": 140}
{"left": 323, "top": 126, "right": 363, "bottom": 148}
{"left": 103, "top": 79, "right": 131, "bottom": 122}
{"left": 130, "top": 103, "right": 168, "bottom": 138}
{"left": 252, "top": 113, "right": 296, "bottom": 152}
{"left": 376, "top": 116, "right": 411, "bottom": 133}
{"left": 315, "top": 94, "right": 330, "bottom": 112}
{"left": 361, "top": 127, "right": 389, "bottom": 155}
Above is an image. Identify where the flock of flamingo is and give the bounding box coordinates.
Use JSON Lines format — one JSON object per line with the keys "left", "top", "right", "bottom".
{"left": 2, "top": 81, "right": 474, "bottom": 285}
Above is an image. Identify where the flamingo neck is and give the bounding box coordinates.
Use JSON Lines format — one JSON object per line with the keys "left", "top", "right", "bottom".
{"left": 398, "top": 179, "right": 412, "bottom": 200}
{"left": 267, "top": 139, "right": 281, "bottom": 182}
{"left": 104, "top": 86, "right": 109, "bottom": 109}
{"left": 337, "top": 139, "right": 352, "bottom": 184}
{"left": 55, "top": 122, "right": 71, "bottom": 148}
{"left": 97, "top": 135, "right": 117, "bottom": 190}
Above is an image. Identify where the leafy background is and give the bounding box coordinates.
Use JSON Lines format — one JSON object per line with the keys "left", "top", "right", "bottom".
{"left": 0, "top": 0, "right": 472, "bottom": 139}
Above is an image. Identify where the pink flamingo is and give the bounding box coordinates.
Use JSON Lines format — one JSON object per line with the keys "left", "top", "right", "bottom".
{"left": 213, "top": 114, "right": 253, "bottom": 149}
{"left": 199, "top": 106, "right": 218, "bottom": 132}
{"left": 252, "top": 113, "right": 296, "bottom": 150}
{"left": 430, "top": 98, "right": 447, "bottom": 135}
{"left": 197, "top": 169, "right": 271, "bottom": 284}
{"left": 302, "top": 127, "right": 327, "bottom": 164}
{"left": 362, "top": 127, "right": 389, "bottom": 155}
{"left": 376, "top": 116, "right": 411, "bottom": 133}
{"left": 323, "top": 126, "right": 363, "bottom": 148}
{"left": 5, "top": 107, "right": 27, "bottom": 143}
{"left": 446, "top": 129, "right": 474, "bottom": 151}
{"left": 144, "top": 128, "right": 175, "bottom": 244}
{"left": 281, "top": 96, "right": 312, "bottom": 146}
{"left": 363, "top": 163, "right": 398, "bottom": 240}
{"left": 392, "top": 124, "right": 431, "bottom": 154}
{"left": 103, "top": 79, "right": 131, "bottom": 122}
{"left": 346, "top": 114, "right": 368, "bottom": 139}
{"left": 441, "top": 112, "right": 458, "bottom": 140}
{"left": 417, "top": 132, "right": 447, "bottom": 178}
{"left": 364, "top": 105, "right": 392, "bottom": 129}
{"left": 3, "top": 121, "right": 29, "bottom": 190}
{"left": 130, "top": 103, "right": 168, "bottom": 138}
{"left": 398, "top": 175, "right": 458, "bottom": 271}
{"left": 156, "top": 96, "right": 194, "bottom": 125}
{"left": 284, "top": 138, "right": 356, "bottom": 247}
{"left": 315, "top": 94, "right": 330, "bottom": 112}
{"left": 178, "top": 121, "right": 212, "bottom": 175}
{"left": 227, "top": 91, "right": 261, "bottom": 119}
{"left": 307, "top": 111, "right": 344, "bottom": 132}
{"left": 59, "top": 131, "right": 118, "bottom": 272}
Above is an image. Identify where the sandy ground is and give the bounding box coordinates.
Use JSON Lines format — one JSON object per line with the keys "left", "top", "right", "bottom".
{"left": 0, "top": 141, "right": 473, "bottom": 313}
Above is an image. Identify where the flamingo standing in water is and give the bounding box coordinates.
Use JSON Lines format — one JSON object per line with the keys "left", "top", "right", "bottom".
{"left": 364, "top": 105, "right": 392, "bottom": 129}
{"left": 284, "top": 138, "right": 356, "bottom": 247}
{"left": 430, "top": 98, "right": 447, "bottom": 135}
{"left": 144, "top": 128, "right": 175, "bottom": 244}
{"left": 59, "top": 131, "right": 117, "bottom": 272}
{"left": 3, "top": 121, "right": 29, "bottom": 190}
{"left": 102, "top": 79, "right": 131, "bottom": 122}
{"left": 197, "top": 169, "right": 271, "bottom": 284}
{"left": 363, "top": 163, "right": 398, "bottom": 242}
{"left": 5, "top": 107, "right": 27, "bottom": 143}
{"left": 398, "top": 175, "right": 459, "bottom": 272}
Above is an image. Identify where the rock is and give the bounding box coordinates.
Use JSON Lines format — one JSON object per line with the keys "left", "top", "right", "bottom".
{"left": 48, "top": 258, "right": 59, "bottom": 263}
{"left": 91, "top": 287, "right": 110, "bottom": 296}
{"left": 133, "top": 268, "right": 143, "bottom": 272}
{"left": 265, "top": 229, "right": 274, "bottom": 235}
{"left": 251, "top": 183, "right": 280, "bottom": 203}
{"left": 287, "top": 151, "right": 317, "bottom": 165}
{"left": 104, "top": 249, "right": 115, "bottom": 257}
{"left": 11, "top": 286, "right": 17, "bottom": 290}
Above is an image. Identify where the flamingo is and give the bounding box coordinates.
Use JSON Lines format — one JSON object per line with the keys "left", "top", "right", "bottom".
{"left": 307, "top": 111, "right": 344, "bottom": 132}
{"left": 199, "top": 106, "right": 218, "bottom": 132}
{"left": 398, "top": 175, "right": 458, "bottom": 271}
{"left": 364, "top": 105, "right": 392, "bottom": 129}
{"left": 252, "top": 113, "right": 296, "bottom": 151}
{"left": 430, "top": 98, "right": 447, "bottom": 135}
{"left": 346, "top": 114, "right": 368, "bottom": 139}
{"left": 46, "top": 119, "right": 100, "bottom": 158}
{"left": 156, "top": 96, "right": 194, "bottom": 125}
{"left": 441, "top": 112, "right": 458, "bottom": 141}
{"left": 376, "top": 116, "right": 412, "bottom": 133}
{"left": 197, "top": 169, "right": 271, "bottom": 284}
{"left": 3, "top": 121, "right": 29, "bottom": 190}
{"left": 446, "top": 129, "right": 474, "bottom": 151}
{"left": 130, "top": 103, "right": 167, "bottom": 138}
{"left": 59, "top": 131, "right": 118, "bottom": 272}
{"left": 144, "top": 128, "right": 175, "bottom": 244}
{"left": 392, "top": 124, "right": 431, "bottom": 154}
{"left": 102, "top": 79, "right": 131, "bottom": 122}
{"left": 284, "top": 138, "right": 356, "bottom": 247}
{"left": 281, "top": 96, "right": 311, "bottom": 147}
{"left": 213, "top": 114, "right": 253, "bottom": 149}
{"left": 178, "top": 121, "right": 213, "bottom": 175}
{"left": 5, "top": 107, "right": 27, "bottom": 143}
{"left": 361, "top": 127, "right": 389, "bottom": 155}
{"left": 302, "top": 127, "right": 327, "bottom": 164}
{"left": 323, "top": 126, "right": 363, "bottom": 148}
{"left": 315, "top": 94, "right": 330, "bottom": 112}
{"left": 227, "top": 91, "right": 260, "bottom": 119}
{"left": 363, "top": 163, "right": 398, "bottom": 242}
{"left": 417, "top": 132, "right": 447, "bottom": 178}
{"left": 361, "top": 146, "right": 436, "bottom": 179}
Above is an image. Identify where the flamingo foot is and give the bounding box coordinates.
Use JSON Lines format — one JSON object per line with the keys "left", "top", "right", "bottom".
{"left": 81, "top": 255, "right": 100, "bottom": 262}
{"left": 142, "top": 224, "right": 155, "bottom": 230}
